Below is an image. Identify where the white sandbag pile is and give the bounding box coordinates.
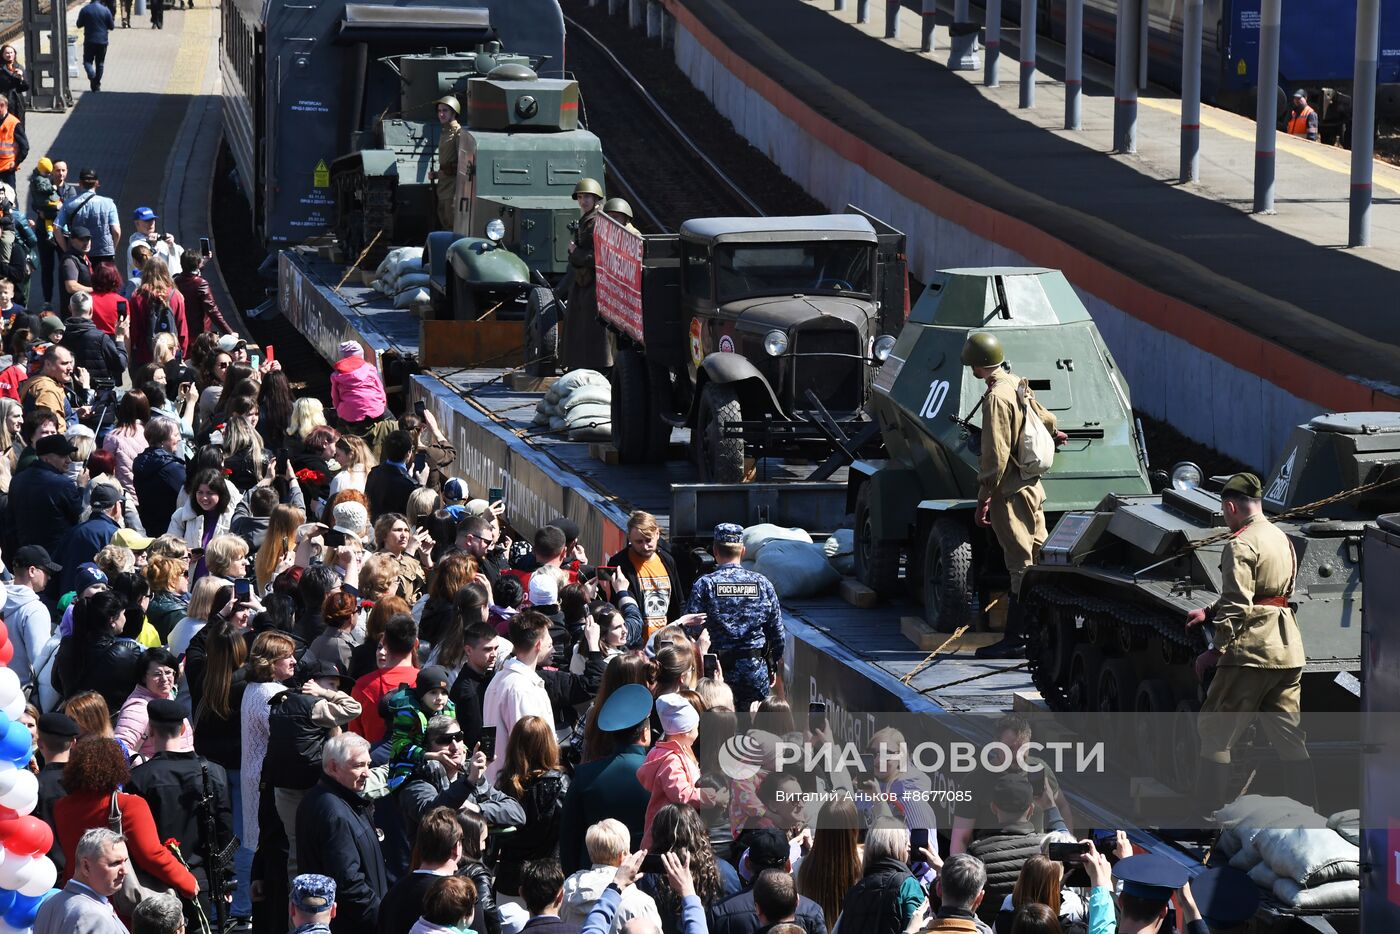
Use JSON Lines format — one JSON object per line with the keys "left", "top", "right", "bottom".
{"left": 530, "top": 369, "right": 612, "bottom": 441}
{"left": 372, "top": 247, "right": 432, "bottom": 312}
{"left": 742, "top": 524, "right": 839, "bottom": 599}
{"left": 1211, "top": 795, "right": 1360, "bottom": 910}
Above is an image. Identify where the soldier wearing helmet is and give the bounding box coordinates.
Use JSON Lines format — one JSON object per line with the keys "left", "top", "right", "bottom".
{"left": 563, "top": 178, "right": 613, "bottom": 373}
{"left": 431, "top": 95, "right": 461, "bottom": 229}
{"left": 603, "top": 197, "right": 638, "bottom": 234}
{"left": 961, "top": 332, "right": 1062, "bottom": 659}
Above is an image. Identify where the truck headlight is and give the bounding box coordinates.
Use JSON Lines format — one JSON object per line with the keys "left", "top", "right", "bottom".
{"left": 873, "top": 335, "right": 896, "bottom": 362}
{"left": 763, "top": 330, "right": 788, "bottom": 357}
{"left": 485, "top": 219, "right": 506, "bottom": 242}
{"left": 1170, "top": 461, "right": 1203, "bottom": 491}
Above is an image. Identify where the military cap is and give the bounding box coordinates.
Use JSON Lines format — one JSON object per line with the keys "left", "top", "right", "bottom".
{"left": 146, "top": 699, "right": 185, "bottom": 725}
{"left": 990, "top": 773, "right": 1034, "bottom": 815}
{"left": 1113, "top": 853, "right": 1191, "bottom": 901}
{"left": 960, "top": 332, "right": 1004, "bottom": 368}
{"left": 290, "top": 874, "right": 336, "bottom": 912}
{"left": 1188, "top": 866, "right": 1259, "bottom": 929}
{"left": 713, "top": 523, "right": 744, "bottom": 545}
{"left": 597, "top": 683, "right": 654, "bottom": 732}
{"left": 1220, "top": 472, "right": 1263, "bottom": 499}
{"left": 36, "top": 712, "right": 79, "bottom": 738}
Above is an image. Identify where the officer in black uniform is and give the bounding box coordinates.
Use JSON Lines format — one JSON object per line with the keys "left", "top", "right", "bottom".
{"left": 35, "top": 712, "right": 78, "bottom": 874}
{"left": 687, "top": 522, "right": 785, "bottom": 710}
{"left": 126, "top": 698, "right": 236, "bottom": 926}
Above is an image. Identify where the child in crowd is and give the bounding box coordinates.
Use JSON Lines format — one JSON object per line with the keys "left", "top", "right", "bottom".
{"left": 637, "top": 693, "right": 717, "bottom": 848}
{"left": 386, "top": 665, "right": 457, "bottom": 789}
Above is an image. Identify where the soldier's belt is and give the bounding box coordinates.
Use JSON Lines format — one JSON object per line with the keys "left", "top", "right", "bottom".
{"left": 1256, "top": 596, "right": 1290, "bottom": 608}
{"left": 718, "top": 649, "right": 766, "bottom": 663}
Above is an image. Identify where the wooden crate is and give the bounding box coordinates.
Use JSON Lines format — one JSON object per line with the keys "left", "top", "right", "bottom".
{"left": 418, "top": 321, "right": 523, "bottom": 368}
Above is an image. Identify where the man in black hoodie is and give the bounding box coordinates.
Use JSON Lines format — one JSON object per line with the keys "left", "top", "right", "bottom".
{"left": 59, "top": 290, "right": 125, "bottom": 389}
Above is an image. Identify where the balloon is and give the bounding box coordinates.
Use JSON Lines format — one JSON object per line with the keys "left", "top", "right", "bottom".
{"left": 0, "top": 645, "right": 12, "bottom": 667}
{"left": 0, "top": 770, "right": 37, "bottom": 816}
{"left": 16, "top": 856, "right": 54, "bottom": 898}
{"left": 0, "top": 808, "right": 19, "bottom": 822}
{"left": 0, "top": 697, "right": 21, "bottom": 724}
{"left": 0, "top": 669, "right": 19, "bottom": 708}
{"left": 0, "top": 619, "right": 8, "bottom": 642}
{"left": 0, "top": 723, "right": 28, "bottom": 765}
{"left": 3, "top": 890, "right": 42, "bottom": 928}
{"left": 0, "top": 761, "right": 17, "bottom": 797}
{"left": 2, "top": 818, "right": 51, "bottom": 860}
{"left": 0, "top": 850, "right": 28, "bottom": 889}
{"left": 0, "top": 887, "right": 15, "bottom": 914}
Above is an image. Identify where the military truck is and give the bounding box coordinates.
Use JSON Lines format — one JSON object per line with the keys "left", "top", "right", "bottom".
{"left": 849, "top": 268, "right": 1153, "bottom": 631}
{"left": 597, "top": 211, "right": 907, "bottom": 481}
{"left": 331, "top": 45, "right": 533, "bottom": 265}
{"left": 1022, "top": 412, "right": 1400, "bottom": 779}
{"left": 425, "top": 63, "right": 603, "bottom": 337}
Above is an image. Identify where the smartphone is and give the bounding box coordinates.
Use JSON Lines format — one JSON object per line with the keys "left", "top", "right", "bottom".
{"left": 264, "top": 344, "right": 274, "bottom": 364}
{"left": 910, "top": 827, "right": 930, "bottom": 854}
{"left": 200, "top": 237, "right": 211, "bottom": 257}
{"left": 703, "top": 654, "right": 719, "bottom": 680}
{"left": 639, "top": 852, "right": 668, "bottom": 875}
{"left": 1092, "top": 829, "right": 1118, "bottom": 855}
{"left": 488, "top": 486, "right": 504, "bottom": 505}
{"left": 234, "top": 578, "right": 251, "bottom": 601}
{"left": 276, "top": 448, "right": 291, "bottom": 474}
{"left": 479, "top": 726, "right": 497, "bottom": 760}
{"left": 808, "top": 701, "right": 827, "bottom": 734}
{"left": 249, "top": 353, "right": 261, "bottom": 369}
{"left": 1046, "top": 842, "right": 1092, "bottom": 862}
{"left": 413, "top": 449, "right": 428, "bottom": 473}
{"left": 116, "top": 299, "right": 127, "bottom": 322}
{"left": 1028, "top": 766, "right": 1048, "bottom": 799}
{"left": 323, "top": 529, "right": 346, "bottom": 548}
{"left": 189, "top": 547, "right": 205, "bottom": 560}
{"left": 414, "top": 399, "right": 427, "bottom": 418}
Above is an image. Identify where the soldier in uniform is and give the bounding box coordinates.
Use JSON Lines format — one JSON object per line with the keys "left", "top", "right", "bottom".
{"left": 1187, "top": 472, "right": 1313, "bottom": 811}
{"left": 126, "top": 699, "right": 237, "bottom": 928}
{"left": 563, "top": 177, "right": 614, "bottom": 373}
{"left": 687, "top": 522, "right": 785, "bottom": 709}
{"left": 961, "top": 332, "right": 1061, "bottom": 659}
{"left": 431, "top": 95, "right": 461, "bottom": 231}
{"left": 603, "top": 198, "right": 640, "bottom": 235}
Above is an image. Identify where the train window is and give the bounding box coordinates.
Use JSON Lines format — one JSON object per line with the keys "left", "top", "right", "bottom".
{"left": 682, "top": 243, "right": 711, "bottom": 300}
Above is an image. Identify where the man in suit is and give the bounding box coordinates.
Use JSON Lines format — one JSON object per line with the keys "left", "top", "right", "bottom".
{"left": 34, "top": 827, "right": 128, "bottom": 934}
{"left": 521, "top": 858, "right": 577, "bottom": 934}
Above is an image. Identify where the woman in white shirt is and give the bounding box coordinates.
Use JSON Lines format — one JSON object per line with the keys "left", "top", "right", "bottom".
{"left": 329, "top": 434, "right": 375, "bottom": 496}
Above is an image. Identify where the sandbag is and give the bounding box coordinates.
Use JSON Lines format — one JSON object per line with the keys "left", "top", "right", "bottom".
{"left": 1247, "top": 862, "right": 1281, "bottom": 889}
{"left": 753, "top": 539, "right": 840, "bottom": 599}
{"left": 1213, "top": 795, "right": 1312, "bottom": 829}
{"left": 393, "top": 287, "right": 431, "bottom": 310}
{"left": 1256, "top": 826, "right": 1359, "bottom": 887}
{"left": 1328, "top": 810, "right": 1360, "bottom": 846}
{"left": 743, "top": 524, "right": 813, "bottom": 561}
{"left": 1228, "top": 840, "right": 1260, "bottom": 872}
{"left": 549, "top": 415, "right": 567, "bottom": 432}
{"left": 547, "top": 369, "right": 609, "bottom": 404}
{"left": 396, "top": 272, "right": 431, "bottom": 292}
{"left": 568, "top": 423, "right": 613, "bottom": 442}
{"left": 824, "top": 529, "right": 854, "bottom": 576}
{"left": 533, "top": 399, "right": 554, "bottom": 427}
{"left": 564, "top": 403, "right": 610, "bottom": 428}
{"left": 1272, "top": 878, "right": 1359, "bottom": 910}
{"left": 559, "top": 384, "right": 612, "bottom": 411}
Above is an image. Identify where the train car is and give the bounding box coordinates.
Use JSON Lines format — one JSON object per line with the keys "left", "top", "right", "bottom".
{"left": 220, "top": 0, "right": 567, "bottom": 251}
{"left": 1002, "top": 0, "right": 1400, "bottom": 131}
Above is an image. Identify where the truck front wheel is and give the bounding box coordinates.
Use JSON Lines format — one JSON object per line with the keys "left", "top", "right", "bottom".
{"left": 611, "top": 349, "right": 667, "bottom": 463}
{"left": 525, "top": 286, "right": 559, "bottom": 376}
{"left": 923, "top": 518, "right": 975, "bottom": 632}
{"left": 854, "top": 482, "right": 901, "bottom": 598}
{"left": 695, "top": 383, "right": 745, "bottom": 483}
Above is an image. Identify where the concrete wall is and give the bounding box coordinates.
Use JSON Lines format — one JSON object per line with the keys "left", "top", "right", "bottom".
{"left": 670, "top": 24, "right": 1322, "bottom": 470}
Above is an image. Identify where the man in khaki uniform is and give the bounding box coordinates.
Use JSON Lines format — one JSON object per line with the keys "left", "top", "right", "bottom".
{"left": 563, "top": 177, "right": 613, "bottom": 372}
{"left": 1187, "top": 471, "right": 1312, "bottom": 811}
{"left": 961, "top": 332, "right": 1059, "bottom": 659}
{"left": 431, "top": 95, "right": 461, "bottom": 231}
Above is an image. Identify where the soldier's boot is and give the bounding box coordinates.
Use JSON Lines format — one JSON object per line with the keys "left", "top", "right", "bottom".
{"left": 1196, "top": 757, "right": 1235, "bottom": 821}
{"left": 975, "top": 595, "right": 1028, "bottom": 659}
{"left": 1281, "top": 758, "right": 1317, "bottom": 809}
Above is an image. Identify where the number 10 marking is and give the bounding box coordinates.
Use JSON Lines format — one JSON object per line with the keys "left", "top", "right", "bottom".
{"left": 920, "top": 379, "right": 949, "bottom": 419}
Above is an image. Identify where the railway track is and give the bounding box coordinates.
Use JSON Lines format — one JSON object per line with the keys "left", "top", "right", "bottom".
{"left": 565, "top": 14, "right": 764, "bottom": 231}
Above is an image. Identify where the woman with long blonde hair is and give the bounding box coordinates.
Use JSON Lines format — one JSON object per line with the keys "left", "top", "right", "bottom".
{"left": 796, "top": 798, "right": 863, "bottom": 930}
{"left": 255, "top": 503, "right": 306, "bottom": 591}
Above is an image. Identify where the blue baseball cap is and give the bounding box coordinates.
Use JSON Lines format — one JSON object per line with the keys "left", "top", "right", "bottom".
{"left": 597, "top": 683, "right": 654, "bottom": 732}
{"left": 289, "top": 874, "right": 336, "bottom": 912}
{"left": 132, "top": 207, "right": 157, "bottom": 222}
{"left": 714, "top": 522, "right": 744, "bottom": 545}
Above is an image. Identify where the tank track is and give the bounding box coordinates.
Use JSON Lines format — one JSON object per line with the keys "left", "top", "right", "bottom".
{"left": 1024, "top": 582, "right": 1206, "bottom": 710}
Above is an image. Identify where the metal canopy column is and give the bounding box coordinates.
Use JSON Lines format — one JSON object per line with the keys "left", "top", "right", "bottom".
{"left": 23, "top": 0, "right": 69, "bottom": 113}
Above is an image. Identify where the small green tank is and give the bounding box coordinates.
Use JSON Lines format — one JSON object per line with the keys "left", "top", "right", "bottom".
{"left": 1022, "top": 412, "right": 1400, "bottom": 787}
{"left": 849, "top": 267, "right": 1153, "bottom": 631}
{"left": 331, "top": 45, "right": 532, "bottom": 265}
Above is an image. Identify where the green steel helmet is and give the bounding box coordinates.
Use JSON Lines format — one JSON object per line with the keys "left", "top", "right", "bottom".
{"left": 602, "top": 197, "right": 633, "bottom": 220}
{"left": 435, "top": 95, "right": 461, "bottom": 116}
{"left": 961, "top": 332, "right": 1004, "bottom": 368}
{"left": 573, "top": 178, "right": 605, "bottom": 200}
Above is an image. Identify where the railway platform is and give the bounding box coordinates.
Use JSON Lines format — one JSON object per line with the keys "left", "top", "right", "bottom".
{"left": 657, "top": 0, "right": 1400, "bottom": 469}
{"left": 15, "top": 2, "right": 236, "bottom": 319}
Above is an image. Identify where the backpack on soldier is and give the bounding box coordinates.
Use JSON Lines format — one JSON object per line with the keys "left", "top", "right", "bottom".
{"left": 1014, "top": 379, "right": 1055, "bottom": 478}
{"left": 148, "top": 298, "right": 177, "bottom": 356}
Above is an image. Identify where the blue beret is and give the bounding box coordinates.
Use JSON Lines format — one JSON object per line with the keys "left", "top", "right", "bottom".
{"left": 597, "top": 683, "right": 654, "bottom": 732}
{"left": 714, "top": 523, "right": 744, "bottom": 545}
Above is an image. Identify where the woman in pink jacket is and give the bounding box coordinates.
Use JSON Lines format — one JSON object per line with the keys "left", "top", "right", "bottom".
{"left": 330, "top": 341, "right": 388, "bottom": 426}
{"left": 637, "top": 693, "right": 717, "bottom": 848}
{"left": 113, "top": 646, "right": 195, "bottom": 760}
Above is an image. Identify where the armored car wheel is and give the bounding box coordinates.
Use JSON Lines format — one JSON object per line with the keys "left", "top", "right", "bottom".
{"left": 695, "top": 383, "right": 745, "bottom": 484}
{"left": 611, "top": 348, "right": 666, "bottom": 464}
{"left": 1168, "top": 696, "right": 1201, "bottom": 791}
{"left": 1066, "top": 644, "right": 1103, "bottom": 712}
{"left": 854, "top": 483, "right": 901, "bottom": 598}
{"left": 923, "top": 518, "right": 974, "bottom": 632}
{"left": 525, "top": 286, "right": 559, "bottom": 376}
